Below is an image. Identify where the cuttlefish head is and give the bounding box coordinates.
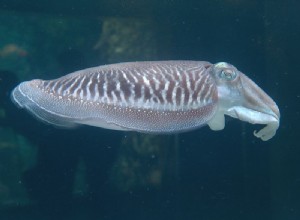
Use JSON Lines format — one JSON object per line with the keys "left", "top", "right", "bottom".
{"left": 208, "top": 62, "right": 280, "bottom": 141}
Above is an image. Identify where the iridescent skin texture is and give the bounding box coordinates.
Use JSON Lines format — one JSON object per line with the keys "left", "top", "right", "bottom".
{"left": 11, "top": 61, "right": 280, "bottom": 141}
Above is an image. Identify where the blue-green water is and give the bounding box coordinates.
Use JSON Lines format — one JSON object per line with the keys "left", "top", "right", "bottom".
{"left": 0, "top": 1, "right": 299, "bottom": 220}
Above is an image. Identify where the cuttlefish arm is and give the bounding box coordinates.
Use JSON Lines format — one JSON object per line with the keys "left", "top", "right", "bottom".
{"left": 226, "top": 106, "right": 279, "bottom": 141}
{"left": 207, "top": 62, "right": 280, "bottom": 141}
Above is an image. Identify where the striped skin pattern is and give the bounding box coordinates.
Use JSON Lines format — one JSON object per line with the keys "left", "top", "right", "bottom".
{"left": 11, "top": 61, "right": 218, "bottom": 132}
{"left": 42, "top": 61, "right": 215, "bottom": 111}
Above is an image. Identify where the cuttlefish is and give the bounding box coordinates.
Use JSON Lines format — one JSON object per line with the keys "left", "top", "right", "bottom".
{"left": 11, "top": 61, "right": 280, "bottom": 141}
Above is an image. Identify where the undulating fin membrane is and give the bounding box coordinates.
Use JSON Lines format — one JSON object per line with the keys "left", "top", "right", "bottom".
{"left": 11, "top": 83, "right": 79, "bottom": 128}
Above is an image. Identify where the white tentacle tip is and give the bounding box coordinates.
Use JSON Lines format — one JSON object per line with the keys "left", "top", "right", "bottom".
{"left": 253, "top": 121, "right": 279, "bottom": 141}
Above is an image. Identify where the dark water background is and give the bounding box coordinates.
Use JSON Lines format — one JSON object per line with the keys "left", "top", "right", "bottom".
{"left": 0, "top": 0, "right": 299, "bottom": 220}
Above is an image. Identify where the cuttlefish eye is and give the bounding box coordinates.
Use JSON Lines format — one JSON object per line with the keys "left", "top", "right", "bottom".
{"left": 219, "top": 69, "right": 237, "bottom": 81}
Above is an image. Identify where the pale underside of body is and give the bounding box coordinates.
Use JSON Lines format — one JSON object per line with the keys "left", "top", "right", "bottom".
{"left": 11, "top": 61, "right": 280, "bottom": 141}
